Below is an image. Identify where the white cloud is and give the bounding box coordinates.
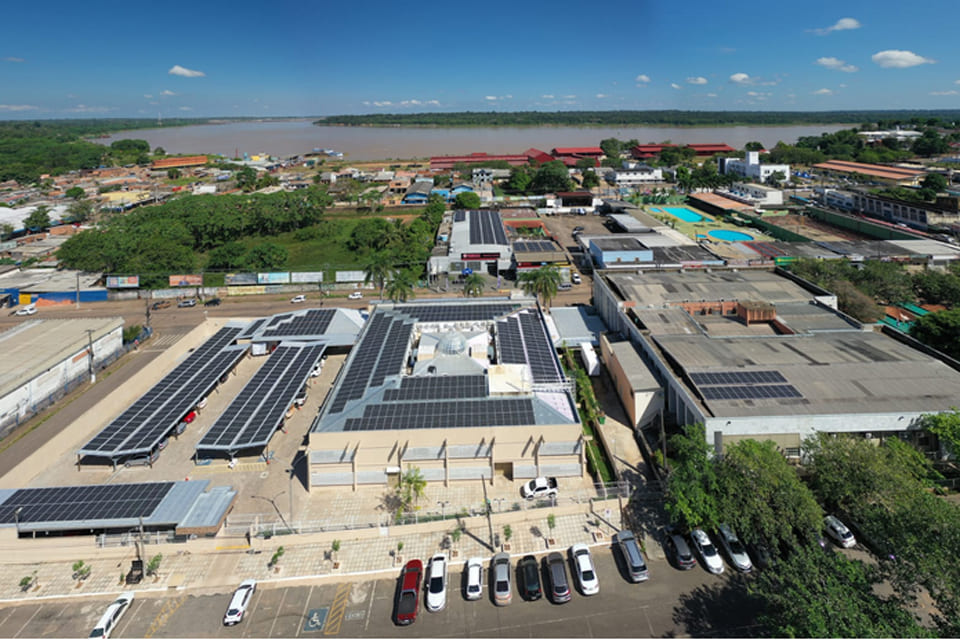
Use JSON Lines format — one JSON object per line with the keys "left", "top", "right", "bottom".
{"left": 813, "top": 88, "right": 834, "bottom": 95}
{"left": 686, "top": 76, "right": 708, "bottom": 85}
{"left": 670, "top": 83, "right": 682, "bottom": 90}
{"left": 931, "top": 90, "right": 959, "bottom": 96}
{"left": 160, "top": 89, "right": 176, "bottom": 96}
{"left": 730, "top": 72, "right": 752, "bottom": 85}
{"left": 729, "top": 72, "right": 779, "bottom": 86}
{"left": 872, "top": 50, "right": 935, "bottom": 68}
{"left": 595, "top": 93, "right": 608, "bottom": 98}
{"left": 425, "top": 100, "right": 440, "bottom": 106}
{"left": 0, "top": 104, "right": 37, "bottom": 111}
{"left": 372, "top": 101, "right": 392, "bottom": 107}
{"left": 563, "top": 94, "right": 577, "bottom": 99}
{"left": 542, "top": 94, "right": 554, "bottom": 99}
{"left": 143, "top": 94, "right": 153, "bottom": 99}
{"left": 2, "top": 57, "right": 24, "bottom": 63}
{"left": 839, "top": 83, "right": 848, "bottom": 88}
{"left": 400, "top": 99, "right": 421, "bottom": 105}
{"left": 812, "top": 17, "right": 861, "bottom": 35}
{"left": 706, "top": 93, "right": 718, "bottom": 98}
{"left": 746, "top": 91, "right": 771, "bottom": 99}
{"left": 635, "top": 74, "right": 650, "bottom": 84}
{"left": 816, "top": 57, "right": 858, "bottom": 72}
{"left": 179, "top": 106, "right": 193, "bottom": 111}
{"left": 485, "top": 96, "right": 498, "bottom": 101}
{"left": 66, "top": 104, "right": 112, "bottom": 113}
{"left": 168, "top": 64, "right": 205, "bottom": 78}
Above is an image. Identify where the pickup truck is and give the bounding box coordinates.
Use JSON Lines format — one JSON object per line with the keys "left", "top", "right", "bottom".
{"left": 394, "top": 559, "right": 423, "bottom": 625}
{"left": 520, "top": 476, "right": 558, "bottom": 500}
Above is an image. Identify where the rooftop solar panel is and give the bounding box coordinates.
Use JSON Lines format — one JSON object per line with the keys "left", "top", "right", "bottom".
{"left": 454, "top": 210, "right": 466, "bottom": 222}
{"left": 343, "top": 398, "right": 535, "bottom": 431}
{"left": 691, "top": 370, "right": 787, "bottom": 386}
{"left": 398, "top": 304, "right": 519, "bottom": 323}
{"left": 383, "top": 375, "right": 487, "bottom": 402}
{"left": 468, "top": 210, "right": 508, "bottom": 246}
{"left": 0, "top": 482, "right": 175, "bottom": 525}
{"left": 261, "top": 309, "right": 336, "bottom": 338}
{"left": 496, "top": 311, "right": 562, "bottom": 383}
{"left": 701, "top": 384, "right": 802, "bottom": 401}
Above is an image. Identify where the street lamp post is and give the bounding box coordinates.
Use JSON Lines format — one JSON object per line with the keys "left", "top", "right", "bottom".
{"left": 437, "top": 500, "right": 450, "bottom": 520}
{"left": 85, "top": 329, "right": 96, "bottom": 384}
{"left": 14, "top": 506, "right": 22, "bottom": 536}
{"left": 252, "top": 491, "right": 291, "bottom": 535}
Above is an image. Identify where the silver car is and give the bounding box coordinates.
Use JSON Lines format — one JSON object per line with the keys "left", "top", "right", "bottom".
{"left": 717, "top": 524, "right": 753, "bottom": 572}
{"left": 492, "top": 552, "right": 512, "bottom": 606}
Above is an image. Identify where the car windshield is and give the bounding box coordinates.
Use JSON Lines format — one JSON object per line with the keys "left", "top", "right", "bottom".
{"left": 728, "top": 538, "right": 746, "bottom": 554}
{"left": 429, "top": 576, "right": 443, "bottom": 593}
{"left": 90, "top": 629, "right": 104, "bottom": 638}
{"left": 227, "top": 608, "right": 240, "bottom": 616}
{"left": 467, "top": 583, "right": 479, "bottom": 593}
{"left": 703, "top": 543, "right": 717, "bottom": 556}
{"left": 496, "top": 580, "right": 508, "bottom": 592}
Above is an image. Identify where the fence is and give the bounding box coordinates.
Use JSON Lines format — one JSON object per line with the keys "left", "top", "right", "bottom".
{"left": 219, "top": 481, "right": 630, "bottom": 539}
{"left": 96, "top": 529, "right": 179, "bottom": 548}
{"left": 0, "top": 327, "right": 152, "bottom": 442}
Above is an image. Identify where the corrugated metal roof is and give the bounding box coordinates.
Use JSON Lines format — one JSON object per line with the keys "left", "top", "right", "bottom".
{"left": 176, "top": 486, "right": 237, "bottom": 535}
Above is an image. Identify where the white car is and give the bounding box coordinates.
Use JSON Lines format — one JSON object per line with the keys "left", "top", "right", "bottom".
{"left": 89, "top": 591, "right": 134, "bottom": 639}
{"left": 348, "top": 291, "right": 363, "bottom": 300}
{"left": 425, "top": 553, "right": 447, "bottom": 612}
{"left": 290, "top": 294, "right": 306, "bottom": 303}
{"left": 716, "top": 524, "right": 753, "bottom": 573}
{"left": 691, "top": 528, "right": 724, "bottom": 574}
{"left": 520, "top": 476, "right": 558, "bottom": 500}
{"left": 14, "top": 304, "right": 36, "bottom": 316}
{"left": 824, "top": 515, "right": 857, "bottom": 548}
{"left": 571, "top": 272, "right": 582, "bottom": 285}
{"left": 223, "top": 579, "right": 257, "bottom": 625}
{"left": 464, "top": 557, "right": 483, "bottom": 601}
{"left": 569, "top": 543, "right": 599, "bottom": 595}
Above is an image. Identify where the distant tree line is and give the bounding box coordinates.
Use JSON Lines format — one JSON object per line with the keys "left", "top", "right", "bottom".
{"left": 317, "top": 110, "right": 960, "bottom": 128}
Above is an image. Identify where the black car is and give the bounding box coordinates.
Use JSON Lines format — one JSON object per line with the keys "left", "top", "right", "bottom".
{"left": 517, "top": 555, "right": 541, "bottom": 601}
{"left": 664, "top": 530, "right": 697, "bottom": 570}
{"left": 203, "top": 297, "right": 222, "bottom": 307}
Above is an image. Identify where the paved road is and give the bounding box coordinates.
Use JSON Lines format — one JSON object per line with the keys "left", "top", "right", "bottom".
{"left": 0, "top": 549, "right": 761, "bottom": 638}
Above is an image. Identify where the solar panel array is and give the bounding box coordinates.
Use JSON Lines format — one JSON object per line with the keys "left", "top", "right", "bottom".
{"left": 701, "top": 385, "right": 802, "bottom": 400}
{"left": 383, "top": 375, "right": 487, "bottom": 402}
{"left": 0, "top": 482, "right": 174, "bottom": 524}
{"left": 513, "top": 241, "right": 557, "bottom": 253}
{"left": 497, "top": 311, "right": 563, "bottom": 383}
{"left": 398, "top": 304, "right": 518, "bottom": 323}
{"left": 329, "top": 313, "right": 411, "bottom": 414}
{"left": 690, "top": 370, "right": 787, "bottom": 386}
{"left": 238, "top": 318, "right": 267, "bottom": 339}
{"left": 468, "top": 210, "right": 508, "bottom": 245}
{"left": 369, "top": 321, "right": 413, "bottom": 387}
{"left": 261, "top": 309, "right": 336, "bottom": 338}
{"left": 453, "top": 210, "right": 467, "bottom": 222}
{"left": 344, "top": 398, "right": 535, "bottom": 431}
{"left": 197, "top": 343, "right": 326, "bottom": 452}
{"left": 80, "top": 327, "right": 245, "bottom": 458}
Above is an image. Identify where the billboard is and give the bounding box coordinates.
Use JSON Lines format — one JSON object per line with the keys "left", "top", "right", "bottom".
{"left": 335, "top": 270, "right": 366, "bottom": 283}
{"left": 225, "top": 272, "right": 257, "bottom": 285}
{"left": 257, "top": 272, "right": 291, "bottom": 284}
{"left": 106, "top": 275, "right": 140, "bottom": 288}
{"left": 291, "top": 271, "right": 324, "bottom": 283}
{"left": 169, "top": 274, "right": 203, "bottom": 287}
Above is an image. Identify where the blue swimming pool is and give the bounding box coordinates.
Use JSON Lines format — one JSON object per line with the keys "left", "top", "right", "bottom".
{"left": 662, "top": 206, "right": 711, "bottom": 223}
{"left": 708, "top": 229, "right": 754, "bottom": 242}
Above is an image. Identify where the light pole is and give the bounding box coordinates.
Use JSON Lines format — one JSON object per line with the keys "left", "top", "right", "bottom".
{"left": 85, "top": 329, "right": 96, "bottom": 384}
{"left": 252, "top": 491, "right": 291, "bottom": 534}
{"left": 14, "top": 506, "right": 22, "bottom": 536}
{"left": 437, "top": 500, "right": 450, "bottom": 519}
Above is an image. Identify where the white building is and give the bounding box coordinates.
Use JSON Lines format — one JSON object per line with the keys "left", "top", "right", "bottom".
{"left": 605, "top": 163, "right": 664, "bottom": 186}
{"left": 719, "top": 151, "right": 790, "bottom": 184}
{"left": 719, "top": 182, "right": 783, "bottom": 206}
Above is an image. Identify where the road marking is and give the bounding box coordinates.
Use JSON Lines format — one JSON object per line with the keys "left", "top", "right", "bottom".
{"left": 144, "top": 595, "right": 186, "bottom": 638}
{"left": 296, "top": 585, "right": 315, "bottom": 637}
{"left": 323, "top": 583, "right": 351, "bottom": 635}
{"left": 267, "top": 586, "right": 288, "bottom": 638}
{"left": 13, "top": 605, "right": 40, "bottom": 638}
{"left": 363, "top": 580, "right": 376, "bottom": 633}
{"left": 302, "top": 608, "right": 328, "bottom": 634}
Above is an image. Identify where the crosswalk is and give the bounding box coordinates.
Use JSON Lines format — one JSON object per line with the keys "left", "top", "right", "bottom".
{"left": 143, "top": 332, "right": 185, "bottom": 350}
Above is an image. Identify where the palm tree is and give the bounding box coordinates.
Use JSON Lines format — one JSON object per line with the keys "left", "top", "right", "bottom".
{"left": 463, "top": 273, "right": 485, "bottom": 297}
{"left": 385, "top": 273, "right": 415, "bottom": 303}
{"left": 363, "top": 254, "right": 395, "bottom": 300}
{"left": 519, "top": 266, "right": 561, "bottom": 309}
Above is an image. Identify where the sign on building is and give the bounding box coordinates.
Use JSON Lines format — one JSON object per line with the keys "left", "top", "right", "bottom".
{"left": 169, "top": 274, "right": 203, "bottom": 287}
{"left": 106, "top": 275, "right": 140, "bottom": 288}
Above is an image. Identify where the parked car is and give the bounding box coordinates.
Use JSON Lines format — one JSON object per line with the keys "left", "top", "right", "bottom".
{"left": 517, "top": 554, "right": 542, "bottom": 601}
{"left": 691, "top": 529, "right": 724, "bottom": 574}
{"left": 716, "top": 524, "right": 753, "bottom": 573}
{"left": 123, "top": 450, "right": 159, "bottom": 468}
{"left": 290, "top": 294, "right": 306, "bottom": 303}
{"left": 571, "top": 272, "right": 582, "bottom": 285}
{"left": 14, "top": 304, "right": 36, "bottom": 316}
{"left": 824, "top": 515, "right": 857, "bottom": 548}
{"left": 464, "top": 557, "right": 483, "bottom": 601}
{"left": 89, "top": 591, "right": 135, "bottom": 639}
{"left": 558, "top": 282, "right": 573, "bottom": 291}
{"left": 223, "top": 579, "right": 256, "bottom": 626}
{"left": 544, "top": 552, "right": 571, "bottom": 603}
{"left": 204, "top": 297, "right": 222, "bottom": 307}
{"left": 395, "top": 559, "right": 423, "bottom": 625}
{"left": 572, "top": 225, "right": 585, "bottom": 233}
{"left": 746, "top": 539, "right": 773, "bottom": 571}
{"left": 665, "top": 529, "right": 697, "bottom": 570}
{"left": 150, "top": 300, "right": 171, "bottom": 311}
{"left": 348, "top": 291, "right": 363, "bottom": 300}
{"left": 615, "top": 529, "right": 649, "bottom": 582}
{"left": 492, "top": 552, "right": 512, "bottom": 606}
{"left": 425, "top": 553, "right": 448, "bottom": 612}
{"left": 294, "top": 386, "right": 308, "bottom": 407}
{"left": 520, "top": 476, "right": 558, "bottom": 500}
{"left": 177, "top": 298, "right": 197, "bottom": 307}
{"left": 570, "top": 544, "right": 599, "bottom": 595}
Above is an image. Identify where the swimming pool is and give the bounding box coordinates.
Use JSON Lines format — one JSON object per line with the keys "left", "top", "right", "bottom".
{"left": 661, "top": 206, "right": 711, "bottom": 223}
{"left": 708, "top": 229, "right": 754, "bottom": 242}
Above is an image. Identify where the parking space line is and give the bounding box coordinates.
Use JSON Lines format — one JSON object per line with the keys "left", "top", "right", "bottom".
{"left": 115, "top": 600, "right": 146, "bottom": 638}
{"left": 322, "top": 583, "right": 351, "bottom": 636}
{"left": 145, "top": 595, "right": 186, "bottom": 638}
{"left": 295, "top": 585, "right": 315, "bottom": 637}
{"left": 267, "top": 586, "right": 289, "bottom": 638}
{"left": 642, "top": 605, "right": 655, "bottom": 637}
{"left": 363, "top": 581, "right": 376, "bottom": 633}
{"left": 13, "top": 606, "right": 41, "bottom": 639}
{"left": 243, "top": 588, "right": 266, "bottom": 639}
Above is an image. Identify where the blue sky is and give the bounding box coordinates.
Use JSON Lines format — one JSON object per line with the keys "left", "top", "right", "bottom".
{"left": 2, "top": 0, "right": 959, "bottom": 118}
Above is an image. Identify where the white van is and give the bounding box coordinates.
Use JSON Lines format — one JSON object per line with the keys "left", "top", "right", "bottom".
{"left": 90, "top": 591, "right": 134, "bottom": 639}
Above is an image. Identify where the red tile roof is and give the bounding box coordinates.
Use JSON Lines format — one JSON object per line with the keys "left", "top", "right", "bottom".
{"left": 686, "top": 143, "right": 736, "bottom": 154}
{"left": 812, "top": 160, "right": 925, "bottom": 181}
{"left": 429, "top": 153, "right": 529, "bottom": 170}
{"left": 552, "top": 147, "right": 603, "bottom": 156}
{"left": 151, "top": 155, "right": 207, "bottom": 169}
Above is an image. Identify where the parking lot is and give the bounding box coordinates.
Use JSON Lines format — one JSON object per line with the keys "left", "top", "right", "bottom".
{"left": 0, "top": 547, "right": 761, "bottom": 638}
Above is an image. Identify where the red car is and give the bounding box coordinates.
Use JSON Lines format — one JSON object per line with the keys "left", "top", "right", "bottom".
{"left": 394, "top": 559, "right": 423, "bottom": 625}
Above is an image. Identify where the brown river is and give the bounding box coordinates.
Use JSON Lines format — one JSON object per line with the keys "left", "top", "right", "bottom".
{"left": 98, "top": 120, "right": 850, "bottom": 162}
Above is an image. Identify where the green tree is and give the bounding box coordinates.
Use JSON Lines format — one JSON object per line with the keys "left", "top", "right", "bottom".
{"left": 24, "top": 205, "right": 51, "bottom": 231}
{"left": 581, "top": 171, "right": 600, "bottom": 189}
{"left": 508, "top": 166, "right": 533, "bottom": 192}
{"left": 919, "top": 409, "right": 960, "bottom": 457}
{"left": 385, "top": 272, "right": 415, "bottom": 303}
{"left": 236, "top": 166, "right": 258, "bottom": 192}
{"left": 1, "top": 223, "right": 13, "bottom": 240}
{"left": 911, "top": 309, "right": 960, "bottom": 360}
{"left": 765, "top": 170, "right": 786, "bottom": 187}
{"left": 599, "top": 138, "right": 623, "bottom": 159}
{"left": 65, "top": 186, "right": 85, "bottom": 199}
{"left": 65, "top": 199, "right": 93, "bottom": 223}
{"left": 399, "top": 467, "right": 426, "bottom": 513}
{"left": 453, "top": 191, "right": 481, "bottom": 209}
{"left": 244, "top": 243, "right": 288, "bottom": 270}
{"left": 463, "top": 272, "right": 485, "bottom": 297}
{"left": 913, "top": 129, "right": 949, "bottom": 157}
{"left": 922, "top": 173, "right": 948, "bottom": 193}
{"left": 364, "top": 254, "right": 395, "bottom": 300}
{"left": 744, "top": 141, "right": 765, "bottom": 151}
{"left": 349, "top": 217, "right": 392, "bottom": 252}
{"left": 206, "top": 241, "right": 248, "bottom": 270}
{"left": 167, "top": 168, "right": 181, "bottom": 180}
{"left": 518, "top": 265, "right": 561, "bottom": 308}
{"left": 153, "top": 146, "right": 166, "bottom": 156}
{"left": 663, "top": 423, "right": 719, "bottom": 531}
{"left": 530, "top": 161, "right": 573, "bottom": 194}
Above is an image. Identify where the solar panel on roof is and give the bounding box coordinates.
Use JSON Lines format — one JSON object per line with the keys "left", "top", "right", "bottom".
{"left": 454, "top": 210, "right": 466, "bottom": 222}
{"left": 691, "top": 370, "right": 787, "bottom": 386}
{"left": 383, "top": 375, "right": 488, "bottom": 402}
{"left": 0, "top": 482, "right": 175, "bottom": 524}
{"left": 343, "top": 398, "right": 535, "bottom": 431}
{"left": 701, "top": 384, "right": 802, "bottom": 401}
{"left": 261, "top": 309, "right": 336, "bottom": 338}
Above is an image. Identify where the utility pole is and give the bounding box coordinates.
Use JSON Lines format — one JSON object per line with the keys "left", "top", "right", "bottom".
{"left": 76, "top": 272, "right": 80, "bottom": 310}
{"left": 86, "top": 328, "right": 96, "bottom": 384}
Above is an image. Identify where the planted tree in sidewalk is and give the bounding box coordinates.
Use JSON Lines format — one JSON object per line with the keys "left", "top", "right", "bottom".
{"left": 546, "top": 514, "right": 556, "bottom": 543}
{"left": 19, "top": 571, "right": 37, "bottom": 592}
{"left": 331, "top": 539, "right": 342, "bottom": 568}
{"left": 72, "top": 560, "right": 91, "bottom": 581}
{"left": 146, "top": 553, "right": 162, "bottom": 578}
{"left": 396, "top": 467, "right": 427, "bottom": 518}
{"left": 269, "top": 546, "right": 285, "bottom": 569}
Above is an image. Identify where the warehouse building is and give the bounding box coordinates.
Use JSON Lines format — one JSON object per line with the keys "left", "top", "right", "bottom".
{"left": 428, "top": 209, "right": 514, "bottom": 279}
{"left": 0, "top": 318, "right": 123, "bottom": 438}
